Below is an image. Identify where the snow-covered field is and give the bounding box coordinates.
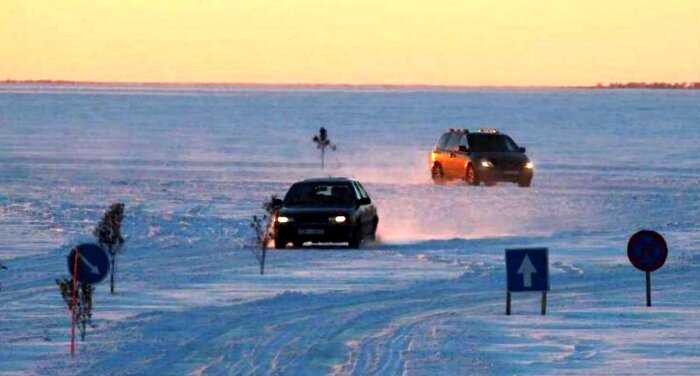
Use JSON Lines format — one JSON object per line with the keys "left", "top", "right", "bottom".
{"left": 1, "top": 87, "right": 699, "bottom": 375}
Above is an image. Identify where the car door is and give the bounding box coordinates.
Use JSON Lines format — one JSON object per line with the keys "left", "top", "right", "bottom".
{"left": 433, "top": 132, "right": 451, "bottom": 171}
{"left": 357, "top": 181, "right": 377, "bottom": 226}
{"left": 351, "top": 181, "right": 373, "bottom": 235}
{"left": 443, "top": 132, "right": 461, "bottom": 178}
{"left": 454, "top": 133, "right": 470, "bottom": 177}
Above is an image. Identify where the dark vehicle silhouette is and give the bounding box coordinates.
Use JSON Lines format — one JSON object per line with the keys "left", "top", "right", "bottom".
{"left": 273, "top": 178, "right": 378, "bottom": 249}
{"left": 429, "top": 128, "right": 534, "bottom": 187}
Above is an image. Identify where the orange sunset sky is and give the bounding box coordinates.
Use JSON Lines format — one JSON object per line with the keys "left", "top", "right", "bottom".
{"left": 1, "top": 0, "right": 699, "bottom": 86}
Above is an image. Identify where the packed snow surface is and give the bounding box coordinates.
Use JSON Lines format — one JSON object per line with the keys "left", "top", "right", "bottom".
{"left": 1, "top": 87, "right": 700, "bottom": 375}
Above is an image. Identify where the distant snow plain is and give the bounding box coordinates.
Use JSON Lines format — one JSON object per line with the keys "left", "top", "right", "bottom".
{"left": 1, "top": 87, "right": 699, "bottom": 375}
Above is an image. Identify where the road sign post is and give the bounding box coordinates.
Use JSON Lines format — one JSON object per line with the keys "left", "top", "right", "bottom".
{"left": 506, "top": 248, "right": 550, "bottom": 315}
{"left": 627, "top": 230, "right": 668, "bottom": 307}
{"left": 65, "top": 243, "right": 110, "bottom": 356}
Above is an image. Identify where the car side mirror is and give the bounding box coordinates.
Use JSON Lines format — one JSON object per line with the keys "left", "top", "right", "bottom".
{"left": 518, "top": 147, "right": 526, "bottom": 153}
{"left": 458, "top": 145, "right": 469, "bottom": 152}
{"left": 271, "top": 198, "right": 283, "bottom": 208}
{"left": 358, "top": 197, "right": 371, "bottom": 206}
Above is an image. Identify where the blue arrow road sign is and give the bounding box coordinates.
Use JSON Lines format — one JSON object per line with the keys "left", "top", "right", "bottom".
{"left": 506, "top": 248, "right": 549, "bottom": 292}
{"left": 67, "top": 243, "right": 110, "bottom": 284}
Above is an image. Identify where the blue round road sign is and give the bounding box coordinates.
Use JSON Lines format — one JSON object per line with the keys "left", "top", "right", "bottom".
{"left": 67, "top": 243, "right": 110, "bottom": 284}
{"left": 627, "top": 230, "right": 668, "bottom": 272}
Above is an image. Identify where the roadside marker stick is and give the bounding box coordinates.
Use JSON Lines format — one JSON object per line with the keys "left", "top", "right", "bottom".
{"left": 70, "top": 248, "right": 78, "bottom": 357}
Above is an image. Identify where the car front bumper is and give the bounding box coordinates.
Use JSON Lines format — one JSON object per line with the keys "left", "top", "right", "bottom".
{"left": 275, "top": 223, "right": 355, "bottom": 243}
{"left": 476, "top": 166, "right": 533, "bottom": 182}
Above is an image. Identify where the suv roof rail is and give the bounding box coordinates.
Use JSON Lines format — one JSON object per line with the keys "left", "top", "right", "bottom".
{"left": 448, "top": 128, "right": 469, "bottom": 133}
{"left": 477, "top": 127, "right": 499, "bottom": 134}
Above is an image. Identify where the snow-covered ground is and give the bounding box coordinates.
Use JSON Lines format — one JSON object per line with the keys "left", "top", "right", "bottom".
{"left": 1, "top": 87, "right": 699, "bottom": 375}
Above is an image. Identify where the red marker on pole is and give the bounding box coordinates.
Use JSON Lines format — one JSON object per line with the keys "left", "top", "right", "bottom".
{"left": 70, "top": 248, "right": 79, "bottom": 357}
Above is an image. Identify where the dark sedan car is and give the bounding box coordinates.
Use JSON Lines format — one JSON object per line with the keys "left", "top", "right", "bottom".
{"left": 274, "top": 177, "right": 379, "bottom": 249}
{"left": 429, "top": 128, "right": 534, "bottom": 187}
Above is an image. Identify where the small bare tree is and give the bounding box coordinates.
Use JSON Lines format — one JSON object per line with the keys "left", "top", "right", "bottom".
{"left": 249, "top": 195, "right": 282, "bottom": 275}
{"left": 93, "top": 203, "right": 125, "bottom": 294}
{"left": 0, "top": 261, "right": 6, "bottom": 292}
{"left": 56, "top": 278, "right": 94, "bottom": 340}
{"left": 312, "top": 127, "right": 336, "bottom": 169}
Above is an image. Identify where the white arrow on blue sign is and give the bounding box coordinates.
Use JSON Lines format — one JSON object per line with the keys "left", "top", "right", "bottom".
{"left": 67, "top": 244, "right": 110, "bottom": 285}
{"left": 506, "top": 248, "right": 549, "bottom": 292}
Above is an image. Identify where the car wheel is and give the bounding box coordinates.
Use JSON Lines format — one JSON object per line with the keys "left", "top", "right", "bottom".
{"left": 465, "top": 164, "right": 479, "bottom": 186}
{"left": 368, "top": 217, "right": 378, "bottom": 241}
{"left": 518, "top": 177, "right": 532, "bottom": 187}
{"left": 274, "top": 238, "right": 286, "bottom": 249}
{"left": 431, "top": 164, "right": 445, "bottom": 184}
{"left": 348, "top": 226, "right": 362, "bottom": 249}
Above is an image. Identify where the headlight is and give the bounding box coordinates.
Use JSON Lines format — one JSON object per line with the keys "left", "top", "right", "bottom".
{"left": 277, "top": 216, "right": 291, "bottom": 223}
{"left": 330, "top": 215, "right": 347, "bottom": 223}
{"left": 480, "top": 160, "right": 493, "bottom": 168}
{"left": 525, "top": 161, "right": 534, "bottom": 169}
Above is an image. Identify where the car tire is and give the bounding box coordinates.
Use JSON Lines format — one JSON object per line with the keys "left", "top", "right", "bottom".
{"left": 368, "top": 217, "right": 378, "bottom": 241}
{"left": 465, "top": 164, "right": 479, "bottom": 186}
{"left": 518, "top": 177, "right": 532, "bottom": 187}
{"left": 431, "top": 163, "right": 445, "bottom": 184}
{"left": 274, "top": 238, "right": 286, "bottom": 249}
{"left": 348, "top": 226, "right": 362, "bottom": 249}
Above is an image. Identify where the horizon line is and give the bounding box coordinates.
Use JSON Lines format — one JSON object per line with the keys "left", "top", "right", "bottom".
{"left": 1, "top": 79, "right": 699, "bottom": 91}
{"left": 0, "top": 79, "right": 585, "bottom": 90}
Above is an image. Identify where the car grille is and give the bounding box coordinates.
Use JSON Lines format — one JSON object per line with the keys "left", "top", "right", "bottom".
{"left": 493, "top": 160, "right": 523, "bottom": 170}
{"left": 290, "top": 213, "right": 330, "bottom": 224}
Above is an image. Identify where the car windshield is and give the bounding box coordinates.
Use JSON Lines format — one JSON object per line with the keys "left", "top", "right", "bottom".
{"left": 284, "top": 182, "right": 356, "bottom": 207}
{"left": 468, "top": 134, "right": 519, "bottom": 152}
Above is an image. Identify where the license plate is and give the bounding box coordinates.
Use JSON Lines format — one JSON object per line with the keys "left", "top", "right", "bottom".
{"left": 504, "top": 170, "right": 520, "bottom": 176}
{"left": 298, "top": 228, "right": 324, "bottom": 235}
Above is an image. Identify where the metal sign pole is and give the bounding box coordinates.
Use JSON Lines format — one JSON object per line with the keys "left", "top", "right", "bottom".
{"left": 541, "top": 291, "right": 547, "bottom": 315}
{"left": 646, "top": 271, "right": 651, "bottom": 307}
{"left": 506, "top": 291, "right": 511, "bottom": 315}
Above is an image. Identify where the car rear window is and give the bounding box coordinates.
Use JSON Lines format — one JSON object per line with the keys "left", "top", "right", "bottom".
{"left": 284, "top": 182, "right": 356, "bottom": 207}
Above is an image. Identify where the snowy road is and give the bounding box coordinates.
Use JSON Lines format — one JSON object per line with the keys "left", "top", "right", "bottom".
{"left": 1, "top": 87, "right": 700, "bottom": 374}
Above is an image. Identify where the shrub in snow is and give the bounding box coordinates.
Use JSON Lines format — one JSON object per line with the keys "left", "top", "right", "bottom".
{"left": 249, "top": 195, "right": 282, "bottom": 275}
{"left": 56, "top": 278, "right": 93, "bottom": 341}
{"left": 312, "top": 127, "right": 336, "bottom": 169}
{"left": 93, "top": 203, "right": 125, "bottom": 294}
{"left": 0, "top": 261, "right": 6, "bottom": 291}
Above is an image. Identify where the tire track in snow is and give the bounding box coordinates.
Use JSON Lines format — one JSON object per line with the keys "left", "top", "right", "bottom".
{"left": 61, "top": 272, "right": 501, "bottom": 375}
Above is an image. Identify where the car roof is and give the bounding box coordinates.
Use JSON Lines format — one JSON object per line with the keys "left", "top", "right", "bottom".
{"left": 298, "top": 177, "right": 355, "bottom": 184}
{"left": 446, "top": 127, "right": 502, "bottom": 135}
